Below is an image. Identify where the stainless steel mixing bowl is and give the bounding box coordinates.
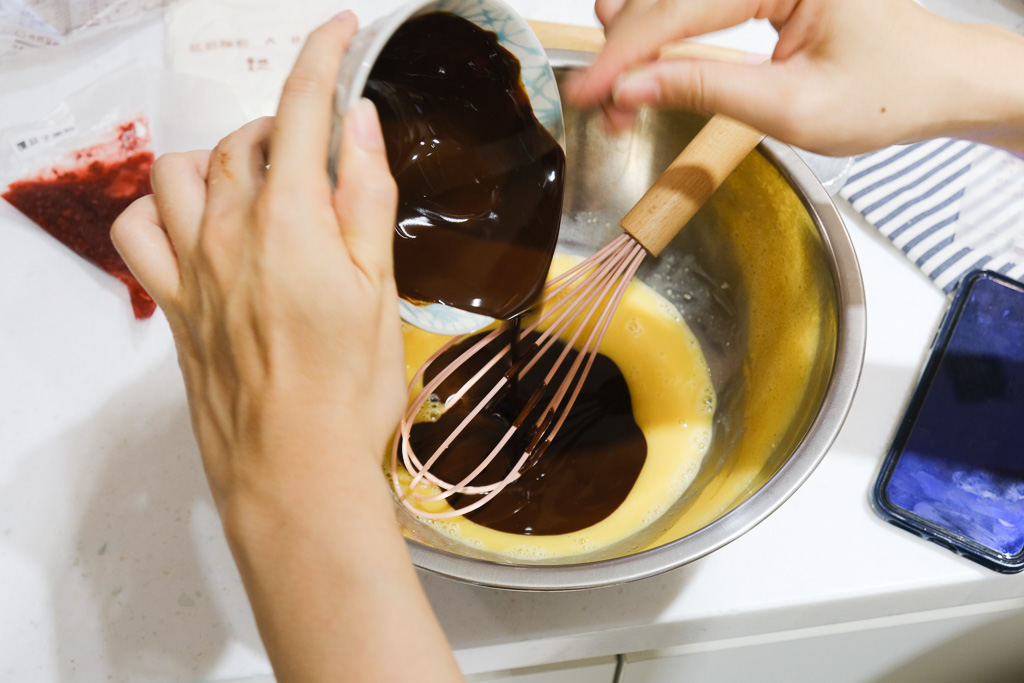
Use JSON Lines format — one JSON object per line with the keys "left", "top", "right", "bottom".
{"left": 397, "top": 50, "right": 866, "bottom": 590}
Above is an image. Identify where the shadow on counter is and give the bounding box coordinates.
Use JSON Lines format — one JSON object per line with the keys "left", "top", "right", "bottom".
{"left": 3, "top": 353, "right": 265, "bottom": 681}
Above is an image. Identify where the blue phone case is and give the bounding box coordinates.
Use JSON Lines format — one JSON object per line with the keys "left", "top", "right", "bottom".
{"left": 872, "top": 270, "right": 1024, "bottom": 573}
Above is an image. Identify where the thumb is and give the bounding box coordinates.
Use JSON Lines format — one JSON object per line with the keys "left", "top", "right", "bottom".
{"left": 333, "top": 97, "right": 399, "bottom": 282}
{"left": 613, "top": 59, "right": 788, "bottom": 137}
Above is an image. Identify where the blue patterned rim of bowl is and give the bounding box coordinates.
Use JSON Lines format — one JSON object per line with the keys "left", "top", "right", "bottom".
{"left": 328, "top": 0, "right": 564, "bottom": 336}
{"left": 436, "top": 0, "right": 564, "bottom": 143}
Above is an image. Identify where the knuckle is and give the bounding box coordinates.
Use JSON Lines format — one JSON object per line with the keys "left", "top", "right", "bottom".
{"left": 688, "top": 68, "right": 706, "bottom": 111}
{"left": 109, "top": 207, "right": 133, "bottom": 245}
{"left": 595, "top": 0, "right": 620, "bottom": 25}
{"left": 251, "top": 115, "right": 275, "bottom": 137}
{"left": 665, "top": 63, "right": 704, "bottom": 111}
{"left": 211, "top": 131, "right": 236, "bottom": 155}
{"left": 150, "top": 152, "right": 186, "bottom": 183}
{"left": 209, "top": 138, "right": 232, "bottom": 168}
{"left": 209, "top": 138, "right": 242, "bottom": 181}
{"left": 766, "top": 107, "right": 805, "bottom": 146}
{"left": 774, "top": 86, "right": 832, "bottom": 149}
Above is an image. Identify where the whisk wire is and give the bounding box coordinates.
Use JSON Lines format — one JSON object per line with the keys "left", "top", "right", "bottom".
{"left": 400, "top": 251, "right": 639, "bottom": 508}
{"left": 520, "top": 240, "right": 647, "bottom": 453}
{"left": 392, "top": 236, "right": 649, "bottom": 520}
{"left": 537, "top": 242, "right": 646, "bottom": 455}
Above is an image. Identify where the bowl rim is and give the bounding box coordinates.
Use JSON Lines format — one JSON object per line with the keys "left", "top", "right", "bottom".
{"left": 329, "top": 0, "right": 560, "bottom": 161}
{"left": 403, "top": 48, "right": 867, "bottom": 591}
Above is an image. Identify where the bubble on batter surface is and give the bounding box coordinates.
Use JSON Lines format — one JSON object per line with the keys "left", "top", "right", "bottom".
{"left": 416, "top": 393, "right": 445, "bottom": 423}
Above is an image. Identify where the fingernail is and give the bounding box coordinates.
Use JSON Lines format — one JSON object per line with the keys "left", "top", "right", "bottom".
{"left": 613, "top": 71, "right": 661, "bottom": 105}
{"left": 349, "top": 98, "right": 385, "bottom": 150}
{"left": 331, "top": 10, "right": 355, "bottom": 22}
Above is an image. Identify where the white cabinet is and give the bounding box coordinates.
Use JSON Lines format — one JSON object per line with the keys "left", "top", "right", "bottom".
{"left": 220, "top": 656, "right": 619, "bottom": 683}
{"left": 619, "top": 601, "right": 1024, "bottom": 683}
{"left": 466, "top": 656, "right": 618, "bottom": 682}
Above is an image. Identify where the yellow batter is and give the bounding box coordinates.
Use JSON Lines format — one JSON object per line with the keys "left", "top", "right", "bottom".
{"left": 392, "top": 253, "right": 716, "bottom": 561}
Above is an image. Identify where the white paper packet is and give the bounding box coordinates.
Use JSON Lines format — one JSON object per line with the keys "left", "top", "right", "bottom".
{"left": 0, "top": 0, "right": 168, "bottom": 62}
{"left": 164, "top": 0, "right": 397, "bottom": 119}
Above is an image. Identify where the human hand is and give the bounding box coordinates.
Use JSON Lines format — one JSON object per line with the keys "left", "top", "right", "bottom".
{"left": 110, "top": 14, "right": 464, "bottom": 680}
{"left": 111, "top": 12, "right": 404, "bottom": 521}
{"left": 567, "top": 0, "right": 1024, "bottom": 155}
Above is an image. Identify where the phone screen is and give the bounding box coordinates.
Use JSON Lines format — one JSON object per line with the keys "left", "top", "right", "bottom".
{"left": 875, "top": 271, "right": 1024, "bottom": 569}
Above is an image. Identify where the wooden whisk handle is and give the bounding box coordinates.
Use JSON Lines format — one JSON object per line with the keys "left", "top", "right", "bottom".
{"left": 620, "top": 115, "right": 765, "bottom": 257}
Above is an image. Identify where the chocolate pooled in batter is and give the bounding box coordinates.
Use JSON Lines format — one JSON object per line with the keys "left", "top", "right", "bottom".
{"left": 409, "top": 327, "right": 647, "bottom": 536}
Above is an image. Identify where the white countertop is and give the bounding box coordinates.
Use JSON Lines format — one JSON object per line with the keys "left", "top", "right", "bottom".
{"left": 2, "top": 2, "right": 1023, "bottom": 681}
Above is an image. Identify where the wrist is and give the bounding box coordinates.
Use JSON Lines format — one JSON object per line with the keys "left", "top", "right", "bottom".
{"left": 219, "top": 465, "right": 436, "bottom": 682}
{"left": 219, "top": 436, "right": 395, "bottom": 554}
{"left": 916, "top": 16, "right": 1024, "bottom": 152}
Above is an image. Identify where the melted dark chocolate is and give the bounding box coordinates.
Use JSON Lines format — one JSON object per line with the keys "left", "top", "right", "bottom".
{"left": 365, "top": 12, "right": 565, "bottom": 320}
{"left": 408, "top": 328, "right": 648, "bottom": 535}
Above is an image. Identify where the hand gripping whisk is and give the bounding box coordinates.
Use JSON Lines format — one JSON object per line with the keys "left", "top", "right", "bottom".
{"left": 391, "top": 114, "right": 765, "bottom": 519}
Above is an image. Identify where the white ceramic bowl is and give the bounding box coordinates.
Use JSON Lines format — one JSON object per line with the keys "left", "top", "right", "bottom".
{"left": 328, "top": 0, "right": 563, "bottom": 335}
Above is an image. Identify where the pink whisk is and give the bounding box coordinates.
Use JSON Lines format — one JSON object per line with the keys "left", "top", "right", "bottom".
{"left": 391, "top": 114, "right": 764, "bottom": 519}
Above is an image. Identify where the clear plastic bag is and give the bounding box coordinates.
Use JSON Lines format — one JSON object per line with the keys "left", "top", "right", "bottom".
{"left": 0, "top": 0, "right": 169, "bottom": 62}
{"left": 1, "top": 64, "right": 245, "bottom": 318}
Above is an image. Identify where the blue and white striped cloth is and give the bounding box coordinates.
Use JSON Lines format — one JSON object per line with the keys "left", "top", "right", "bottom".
{"left": 840, "top": 139, "right": 1024, "bottom": 294}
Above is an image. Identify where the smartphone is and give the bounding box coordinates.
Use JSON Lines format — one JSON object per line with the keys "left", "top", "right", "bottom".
{"left": 872, "top": 270, "right": 1024, "bottom": 573}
